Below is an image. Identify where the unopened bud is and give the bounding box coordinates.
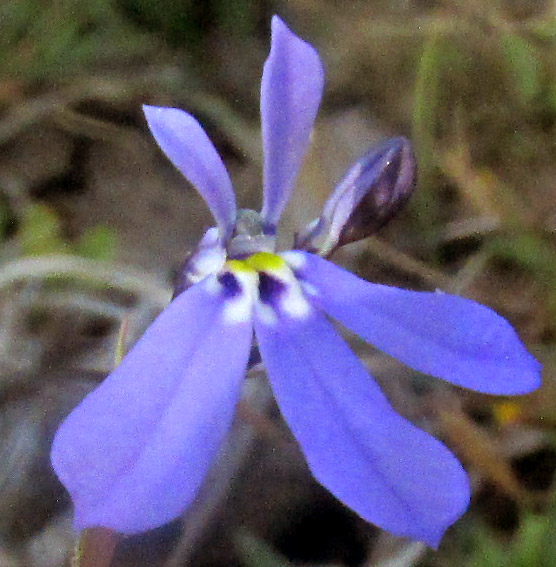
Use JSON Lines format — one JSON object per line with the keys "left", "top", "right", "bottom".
{"left": 295, "top": 137, "right": 416, "bottom": 256}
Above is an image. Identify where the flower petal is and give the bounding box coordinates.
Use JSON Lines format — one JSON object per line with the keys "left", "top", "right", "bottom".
{"left": 173, "top": 227, "right": 226, "bottom": 297}
{"left": 51, "top": 278, "right": 253, "bottom": 534}
{"left": 285, "top": 251, "right": 541, "bottom": 394}
{"left": 260, "top": 16, "right": 324, "bottom": 231}
{"left": 254, "top": 302, "right": 469, "bottom": 547}
{"left": 143, "top": 105, "right": 236, "bottom": 239}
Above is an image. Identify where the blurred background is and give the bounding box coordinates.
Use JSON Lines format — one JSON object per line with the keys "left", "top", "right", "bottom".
{"left": 1, "top": 0, "right": 556, "bottom": 566}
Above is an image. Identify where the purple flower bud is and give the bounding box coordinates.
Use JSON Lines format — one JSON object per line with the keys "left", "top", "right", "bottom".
{"left": 295, "top": 137, "right": 416, "bottom": 256}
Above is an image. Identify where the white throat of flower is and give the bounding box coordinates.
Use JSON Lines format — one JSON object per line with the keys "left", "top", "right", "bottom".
{"left": 209, "top": 251, "right": 311, "bottom": 326}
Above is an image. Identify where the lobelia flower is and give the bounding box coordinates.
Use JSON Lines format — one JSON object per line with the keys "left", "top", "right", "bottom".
{"left": 51, "top": 16, "right": 541, "bottom": 548}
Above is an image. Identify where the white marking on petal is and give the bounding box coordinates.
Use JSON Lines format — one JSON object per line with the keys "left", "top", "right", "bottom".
{"left": 255, "top": 301, "right": 278, "bottom": 326}
{"left": 223, "top": 296, "right": 252, "bottom": 324}
{"left": 204, "top": 275, "right": 222, "bottom": 296}
{"left": 265, "top": 262, "right": 311, "bottom": 321}
{"left": 222, "top": 270, "right": 258, "bottom": 325}
{"left": 190, "top": 247, "right": 226, "bottom": 282}
{"left": 299, "top": 280, "right": 318, "bottom": 297}
{"left": 281, "top": 250, "right": 307, "bottom": 269}
{"left": 280, "top": 281, "right": 311, "bottom": 319}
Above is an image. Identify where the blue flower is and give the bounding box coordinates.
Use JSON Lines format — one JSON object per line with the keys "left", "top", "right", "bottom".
{"left": 51, "top": 16, "right": 541, "bottom": 548}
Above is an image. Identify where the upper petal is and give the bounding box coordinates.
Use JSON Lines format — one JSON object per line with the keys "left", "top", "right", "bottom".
{"left": 254, "top": 300, "right": 469, "bottom": 547}
{"left": 284, "top": 251, "right": 541, "bottom": 395}
{"left": 260, "top": 16, "right": 324, "bottom": 231}
{"left": 51, "top": 277, "right": 253, "bottom": 534}
{"left": 143, "top": 105, "right": 237, "bottom": 239}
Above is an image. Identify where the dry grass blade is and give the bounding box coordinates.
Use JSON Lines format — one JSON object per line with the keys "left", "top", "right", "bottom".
{"left": 437, "top": 402, "right": 528, "bottom": 503}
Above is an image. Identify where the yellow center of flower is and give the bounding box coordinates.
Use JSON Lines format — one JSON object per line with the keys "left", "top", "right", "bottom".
{"left": 226, "top": 252, "right": 285, "bottom": 274}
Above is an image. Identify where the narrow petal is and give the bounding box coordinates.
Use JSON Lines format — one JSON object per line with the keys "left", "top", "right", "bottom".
{"left": 143, "top": 105, "right": 236, "bottom": 238}
{"left": 260, "top": 16, "right": 324, "bottom": 231}
{"left": 51, "top": 277, "right": 253, "bottom": 533}
{"left": 254, "top": 303, "right": 469, "bottom": 547}
{"left": 284, "top": 251, "right": 541, "bottom": 395}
